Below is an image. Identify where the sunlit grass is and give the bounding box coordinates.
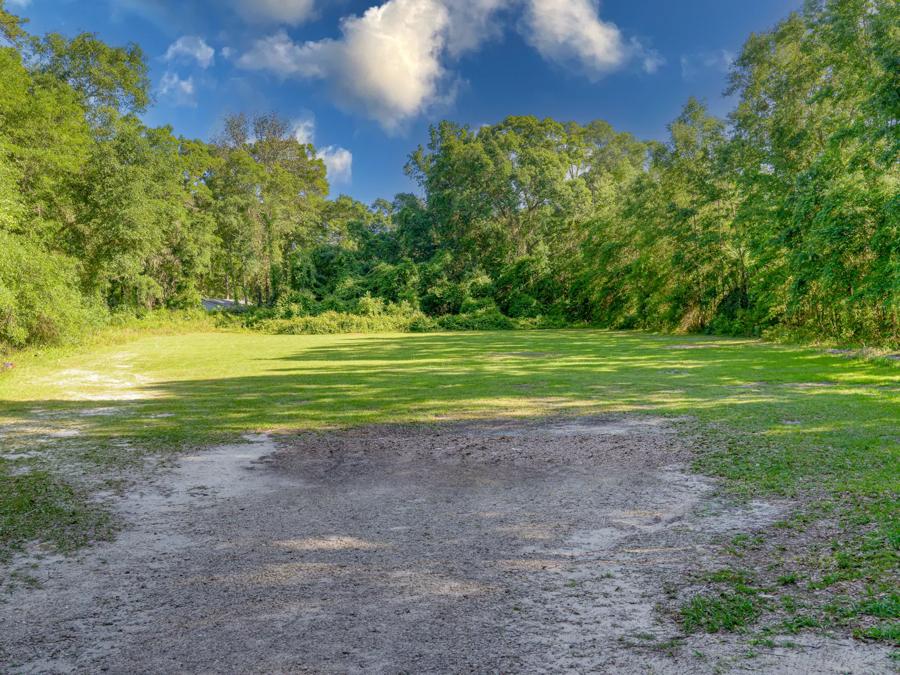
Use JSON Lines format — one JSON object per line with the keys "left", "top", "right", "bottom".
{"left": 1, "top": 328, "right": 897, "bottom": 617}
{"left": 2, "top": 330, "right": 896, "bottom": 483}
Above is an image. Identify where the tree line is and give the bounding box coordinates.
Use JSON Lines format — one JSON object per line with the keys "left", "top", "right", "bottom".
{"left": 0, "top": 0, "right": 896, "bottom": 349}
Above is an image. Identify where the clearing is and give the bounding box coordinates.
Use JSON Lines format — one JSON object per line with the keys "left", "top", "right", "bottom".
{"left": 0, "top": 330, "right": 897, "bottom": 672}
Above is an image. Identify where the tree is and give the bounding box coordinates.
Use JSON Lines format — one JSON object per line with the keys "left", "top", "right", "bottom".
{"left": 208, "top": 113, "right": 328, "bottom": 304}
{"left": 31, "top": 31, "right": 149, "bottom": 115}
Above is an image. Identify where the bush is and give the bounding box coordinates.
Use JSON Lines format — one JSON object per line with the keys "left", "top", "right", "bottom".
{"left": 355, "top": 292, "right": 385, "bottom": 317}
{"left": 408, "top": 306, "right": 517, "bottom": 332}
{"left": 493, "top": 253, "right": 562, "bottom": 318}
{"left": 253, "top": 310, "right": 420, "bottom": 335}
{"left": 436, "top": 307, "right": 516, "bottom": 331}
{"left": 250, "top": 302, "right": 526, "bottom": 335}
{"left": 366, "top": 261, "right": 420, "bottom": 305}
{"left": 272, "top": 290, "right": 320, "bottom": 318}
{"left": 505, "top": 291, "right": 541, "bottom": 318}
{"left": 0, "top": 232, "right": 101, "bottom": 350}
{"left": 106, "top": 307, "right": 219, "bottom": 332}
{"left": 420, "top": 277, "right": 468, "bottom": 316}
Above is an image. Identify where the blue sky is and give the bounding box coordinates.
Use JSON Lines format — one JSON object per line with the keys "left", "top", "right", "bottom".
{"left": 12, "top": 0, "right": 801, "bottom": 203}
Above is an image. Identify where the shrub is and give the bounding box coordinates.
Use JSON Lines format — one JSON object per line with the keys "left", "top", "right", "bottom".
{"left": 355, "top": 292, "right": 385, "bottom": 316}
{"left": 253, "top": 309, "right": 425, "bottom": 335}
{"left": 273, "top": 290, "right": 319, "bottom": 318}
{"left": 366, "top": 261, "right": 420, "bottom": 306}
{"left": 436, "top": 307, "right": 516, "bottom": 331}
{"left": 0, "top": 232, "right": 101, "bottom": 350}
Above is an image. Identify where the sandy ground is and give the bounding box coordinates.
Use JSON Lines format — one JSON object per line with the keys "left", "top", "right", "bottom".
{"left": 1, "top": 416, "right": 893, "bottom": 673}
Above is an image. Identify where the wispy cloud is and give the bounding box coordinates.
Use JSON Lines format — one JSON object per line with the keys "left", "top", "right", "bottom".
{"left": 159, "top": 71, "right": 196, "bottom": 106}
{"left": 164, "top": 36, "right": 215, "bottom": 69}
{"left": 292, "top": 115, "right": 316, "bottom": 145}
{"left": 231, "top": 0, "right": 317, "bottom": 26}
{"left": 680, "top": 49, "right": 734, "bottom": 81}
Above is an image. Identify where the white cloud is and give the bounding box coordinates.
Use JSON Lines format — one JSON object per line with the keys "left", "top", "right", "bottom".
{"left": 290, "top": 115, "right": 352, "bottom": 185}
{"left": 7, "top": 0, "right": 30, "bottom": 7}
{"left": 240, "top": 0, "right": 451, "bottom": 132}
{"left": 317, "top": 145, "right": 353, "bottom": 184}
{"left": 237, "top": 31, "right": 321, "bottom": 78}
{"left": 238, "top": 0, "right": 662, "bottom": 129}
{"left": 164, "top": 36, "right": 215, "bottom": 69}
{"left": 292, "top": 116, "right": 316, "bottom": 145}
{"left": 521, "top": 0, "right": 625, "bottom": 78}
{"left": 680, "top": 49, "right": 734, "bottom": 81}
{"left": 232, "top": 0, "right": 316, "bottom": 26}
{"left": 444, "top": 0, "right": 508, "bottom": 57}
{"left": 159, "top": 71, "right": 196, "bottom": 106}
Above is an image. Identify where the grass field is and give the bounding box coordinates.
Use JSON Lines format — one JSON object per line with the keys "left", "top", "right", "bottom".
{"left": 1, "top": 329, "right": 897, "bottom": 641}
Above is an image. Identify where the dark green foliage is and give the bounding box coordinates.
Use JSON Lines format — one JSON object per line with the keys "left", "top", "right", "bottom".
{"left": 252, "top": 310, "right": 418, "bottom": 335}
{"left": 0, "top": 231, "right": 99, "bottom": 346}
{"left": 435, "top": 307, "right": 517, "bottom": 331}
{"left": 0, "top": 0, "right": 896, "bottom": 349}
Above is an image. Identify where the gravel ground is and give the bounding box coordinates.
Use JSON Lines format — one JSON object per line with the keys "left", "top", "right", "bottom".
{"left": 1, "top": 416, "right": 892, "bottom": 673}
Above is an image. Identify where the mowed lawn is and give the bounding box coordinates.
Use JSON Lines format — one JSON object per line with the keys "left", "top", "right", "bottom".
{"left": 1, "top": 329, "right": 898, "bottom": 638}
{"left": 3, "top": 330, "right": 897, "bottom": 484}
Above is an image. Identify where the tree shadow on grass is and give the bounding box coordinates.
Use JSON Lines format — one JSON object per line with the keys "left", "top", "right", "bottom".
{"left": 2, "top": 330, "right": 896, "bottom": 494}
{"left": 0, "top": 329, "right": 896, "bottom": 566}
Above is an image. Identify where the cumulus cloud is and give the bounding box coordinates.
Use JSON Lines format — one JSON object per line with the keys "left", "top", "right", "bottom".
{"left": 237, "top": 30, "right": 320, "bottom": 78}
{"left": 521, "top": 0, "right": 626, "bottom": 78}
{"left": 444, "top": 0, "right": 508, "bottom": 57}
{"left": 239, "top": 0, "right": 662, "bottom": 129}
{"left": 231, "top": 0, "right": 316, "bottom": 26}
{"left": 159, "top": 71, "right": 195, "bottom": 106}
{"left": 240, "top": 0, "right": 451, "bottom": 132}
{"left": 164, "top": 36, "right": 215, "bottom": 69}
{"left": 317, "top": 146, "right": 353, "bottom": 184}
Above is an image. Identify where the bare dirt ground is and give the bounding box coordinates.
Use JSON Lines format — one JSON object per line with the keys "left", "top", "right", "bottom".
{"left": 1, "top": 416, "right": 893, "bottom": 673}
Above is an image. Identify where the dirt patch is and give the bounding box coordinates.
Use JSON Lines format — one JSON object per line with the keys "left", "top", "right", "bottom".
{"left": 78, "top": 406, "right": 124, "bottom": 417}
{"left": 39, "top": 360, "right": 156, "bottom": 401}
{"left": 275, "top": 416, "right": 685, "bottom": 471}
{"left": 784, "top": 381, "right": 837, "bottom": 389}
{"left": 1, "top": 417, "right": 892, "bottom": 673}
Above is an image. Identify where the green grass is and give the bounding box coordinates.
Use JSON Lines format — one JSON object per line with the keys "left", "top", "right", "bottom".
{"left": 0, "top": 328, "right": 897, "bottom": 633}
{"left": 681, "top": 591, "right": 763, "bottom": 633}
{"left": 855, "top": 623, "right": 900, "bottom": 644}
{"left": 0, "top": 469, "right": 115, "bottom": 559}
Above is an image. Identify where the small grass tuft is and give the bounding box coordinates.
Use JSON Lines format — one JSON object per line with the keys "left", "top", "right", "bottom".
{"left": 853, "top": 623, "right": 900, "bottom": 645}
{"left": 681, "top": 592, "right": 762, "bottom": 633}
